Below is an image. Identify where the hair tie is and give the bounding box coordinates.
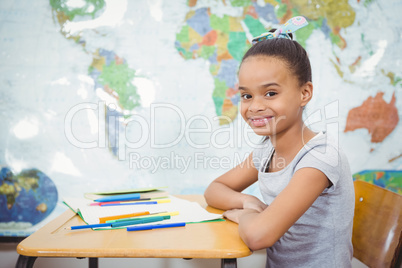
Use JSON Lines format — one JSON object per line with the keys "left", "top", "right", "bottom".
{"left": 252, "top": 16, "right": 308, "bottom": 45}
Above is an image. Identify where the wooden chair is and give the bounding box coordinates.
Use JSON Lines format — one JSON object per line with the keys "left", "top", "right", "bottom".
{"left": 352, "top": 180, "right": 402, "bottom": 268}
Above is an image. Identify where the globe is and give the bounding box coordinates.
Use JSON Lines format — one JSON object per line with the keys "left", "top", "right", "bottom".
{"left": 0, "top": 167, "right": 58, "bottom": 228}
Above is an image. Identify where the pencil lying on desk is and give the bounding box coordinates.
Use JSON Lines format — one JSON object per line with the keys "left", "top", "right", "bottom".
{"left": 100, "top": 199, "right": 171, "bottom": 207}
{"left": 106, "top": 211, "right": 179, "bottom": 223}
{"left": 99, "top": 211, "right": 150, "bottom": 223}
{"left": 126, "top": 222, "right": 186, "bottom": 232}
{"left": 94, "top": 193, "right": 142, "bottom": 202}
{"left": 111, "top": 215, "right": 170, "bottom": 228}
{"left": 89, "top": 198, "right": 151, "bottom": 206}
{"left": 70, "top": 223, "right": 112, "bottom": 230}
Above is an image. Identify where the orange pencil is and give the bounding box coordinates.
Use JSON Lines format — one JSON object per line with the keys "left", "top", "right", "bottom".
{"left": 99, "top": 211, "right": 150, "bottom": 223}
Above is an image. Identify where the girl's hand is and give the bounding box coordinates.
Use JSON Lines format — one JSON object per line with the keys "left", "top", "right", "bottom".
{"left": 223, "top": 209, "right": 247, "bottom": 223}
{"left": 223, "top": 208, "right": 259, "bottom": 224}
{"left": 242, "top": 195, "right": 267, "bottom": 212}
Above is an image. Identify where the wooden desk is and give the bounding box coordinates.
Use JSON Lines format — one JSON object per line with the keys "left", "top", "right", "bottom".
{"left": 16, "top": 195, "right": 252, "bottom": 268}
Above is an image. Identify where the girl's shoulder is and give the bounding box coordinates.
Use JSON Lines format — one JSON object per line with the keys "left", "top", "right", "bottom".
{"left": 301, "top": 131, "right": 344, "bottom": 164}
{"left": 296, "top": 131, "right": 352, "bottom": 192}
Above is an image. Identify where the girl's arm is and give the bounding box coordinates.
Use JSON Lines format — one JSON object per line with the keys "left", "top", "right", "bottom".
{"left": 204, "top": 153, "right": 263, "bottom": 211}
{"left": 225, "top": 167, "right": 330, "bottom": 251}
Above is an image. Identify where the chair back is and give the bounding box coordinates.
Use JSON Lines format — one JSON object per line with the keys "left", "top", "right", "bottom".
{"left": 353, "top": 180, "right": 402, "bottom": 268}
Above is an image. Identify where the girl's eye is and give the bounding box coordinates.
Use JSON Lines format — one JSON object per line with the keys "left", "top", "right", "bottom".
{"left": 266, "top": 91, "right": 277, "bottom": 97}
{"left": 241, "top": 94, "right": 252, "bottom": 100}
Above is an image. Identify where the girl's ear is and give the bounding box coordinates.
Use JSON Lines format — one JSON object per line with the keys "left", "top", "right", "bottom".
{"left": 300, "top": 82, "right": 313, "bottom": 107}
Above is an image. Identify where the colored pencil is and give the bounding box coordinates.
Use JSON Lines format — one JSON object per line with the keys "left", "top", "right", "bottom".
{"left": 99, "top": 211, "right": 150, "bottom": 223}
{"left": 111, "top": 215, "right": 170, "bottom": 228}
{"left": 126, "top": 222, "right": 186, "bottom": 232}
{"left": 71, "top": 223, "right": 111, "bottom": 230}
{"left": 100, "top": 199, "right": 171, "bottom": 207}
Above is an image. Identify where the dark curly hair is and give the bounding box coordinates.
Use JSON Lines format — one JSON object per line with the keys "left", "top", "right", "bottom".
{"left": 241, "top": 31, "right": 312, "bottom": 87}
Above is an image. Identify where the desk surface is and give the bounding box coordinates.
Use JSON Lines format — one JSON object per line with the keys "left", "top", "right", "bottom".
{"left": 17, "top": 195, "right": 252, "bottom": 259}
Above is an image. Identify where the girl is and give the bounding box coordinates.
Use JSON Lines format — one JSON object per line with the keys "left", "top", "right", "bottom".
{"left": 204, "top": 16, "right": 355, "bottom": 267}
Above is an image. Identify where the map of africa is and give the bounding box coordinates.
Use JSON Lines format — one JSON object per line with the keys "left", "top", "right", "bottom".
{"left": 0, "top": 0, "right": 401, "bottom": 237}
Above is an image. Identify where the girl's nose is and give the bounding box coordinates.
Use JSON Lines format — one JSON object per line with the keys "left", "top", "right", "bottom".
{"left": 248, "top": 97, "right": 265, "bottom": 112}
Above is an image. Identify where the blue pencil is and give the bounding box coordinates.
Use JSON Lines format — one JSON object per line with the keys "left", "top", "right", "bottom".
{"left": 71, "top": 223, "right": 112, "bottom": 230}
{"left": 100, "top": 201, "right": 158, "bottom": 207}
{"left": 126, "top": 222, "right": 186, "bottom": 232}
{"left": 94, "top": 193, "right": 141, "bottom": 202}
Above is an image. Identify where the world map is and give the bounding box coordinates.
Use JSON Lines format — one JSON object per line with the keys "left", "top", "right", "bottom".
{"left": 49, "top": 0, "right": 401, "bottom": 150}
{"left": 0, "top": 0, "right": 401, "bottom": 237}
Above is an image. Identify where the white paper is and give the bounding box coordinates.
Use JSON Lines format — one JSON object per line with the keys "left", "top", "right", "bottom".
{"left": 63, "top": 195, "right": 222, "bottom": 228}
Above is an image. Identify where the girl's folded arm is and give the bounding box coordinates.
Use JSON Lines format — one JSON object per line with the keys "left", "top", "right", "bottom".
{"left": 204, "top": 153, "right": 259, "bottom": 210}
{"left": 238, "top": 167, "right": 330, "bottom": 251}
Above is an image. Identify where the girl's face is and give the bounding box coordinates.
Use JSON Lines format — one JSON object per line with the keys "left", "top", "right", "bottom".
{"left": 238, "top": 56, "right": 309, "bottom": 137}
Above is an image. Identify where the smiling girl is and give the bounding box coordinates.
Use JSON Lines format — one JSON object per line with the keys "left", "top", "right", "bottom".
{"left": 204, "top": 17, "right": 355, "bottom": 267}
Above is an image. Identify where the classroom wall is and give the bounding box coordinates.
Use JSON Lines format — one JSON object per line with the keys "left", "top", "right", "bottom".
{"left": 1, "top": 0, "right": 401, "bottom": 260}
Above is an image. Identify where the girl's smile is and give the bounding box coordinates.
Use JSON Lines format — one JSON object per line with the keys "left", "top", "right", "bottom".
{"left": 248, "top": 116, "right": 274, "bottom": 128}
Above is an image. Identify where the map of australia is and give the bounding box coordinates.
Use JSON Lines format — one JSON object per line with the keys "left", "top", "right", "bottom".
{"left": 344, "top": 92, "right": 399, "bottom": 143}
